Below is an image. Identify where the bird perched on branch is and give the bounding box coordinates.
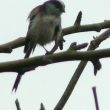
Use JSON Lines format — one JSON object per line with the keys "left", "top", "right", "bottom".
{"left": 25, "top": 0, "right": 65, "bottom": 58}
{"left": 12, "top": 0, "right": 65, "bottom": 91}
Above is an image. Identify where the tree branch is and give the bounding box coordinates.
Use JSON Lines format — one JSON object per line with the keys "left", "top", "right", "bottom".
{"left": 0, "top": 37, "right": 25, "bottom": 53}
{"left": 15, "top": 99, "right": 21, "bottom": 110}
{"left": 39, "top": 103, "right": 46, "bottom": 110}
{"left": 54, "top": 28, "right": 110, "bottom": 110}
{"left": 0, "top": 11, "right": 110, "bottom": 109}
{"left": 63, "top": 20, "right": 110, "bottom": 36}
{"left": 1, "top": 20, "right": 110, "bottom": 53}
{"left": 74, "top": 11, "right": 82, "bottom": 26}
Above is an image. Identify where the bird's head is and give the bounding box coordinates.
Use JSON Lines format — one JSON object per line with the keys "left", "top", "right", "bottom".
{"left": 43, "top": 0, "right": 65, "bottom": 15}
{"left": 28, "top": 0, "right": 65, "bottom": 20}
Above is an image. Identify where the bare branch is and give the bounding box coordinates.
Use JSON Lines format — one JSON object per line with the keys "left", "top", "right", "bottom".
{"left": 63, "top": 20, "right": 110, "bottom": 36}
{"left": 1, "top": 20, "right": 110, "bottom": 53}
{"left": 0, "top": 37, "right": 25, "bottom": 53}
{"left": 0, "top": 47, "right": 110, "bottom": 73}
{"left": 68, "top": 42, "right": 88, "bottom": 50}
{"left": 54, "top": 28, "right": 110, "bottom": 110}
{"left": 15, "top": 99, "right": 21, "bottom": 110}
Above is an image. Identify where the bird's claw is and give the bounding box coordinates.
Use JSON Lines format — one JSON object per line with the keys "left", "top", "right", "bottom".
{"left": 45, "top": 51, "right": 53, "bottom": 55}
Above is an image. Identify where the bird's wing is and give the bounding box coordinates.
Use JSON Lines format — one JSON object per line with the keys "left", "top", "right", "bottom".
{"left": 28, "top": 5, "right": 41, "bottom": 21}
{"left": 54, "top": 24, "right": 61, "bottom": 37}
{"left": 54, "top": 18, "right": 64, "bottom": 50}
{"left": 27, "top": 5, "right": 41, "bottom": 29}
{"left": 54, "top": 18, "right": 62, "bottom": 41}
{"left": 24, "top": 5, "right": 41, "bottom": 54}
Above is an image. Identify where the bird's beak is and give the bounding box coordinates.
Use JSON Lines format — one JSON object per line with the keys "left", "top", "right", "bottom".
{"left": 63, "top": 9, "right": 65, "bottom": 13}
{"left": 61, "top": 8, "right": 65, "bottom": 13}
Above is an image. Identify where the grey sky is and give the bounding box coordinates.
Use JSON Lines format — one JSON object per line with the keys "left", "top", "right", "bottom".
{"left": 0, "top": 0, "right": 110, "bottom": 110}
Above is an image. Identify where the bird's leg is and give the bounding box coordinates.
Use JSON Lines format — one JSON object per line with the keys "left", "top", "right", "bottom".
{"left": 49, "top": 42, "right": 58, "bottom": 53}
{"left": 43, "top": 46, "right": 53, "bottom": 55}
{"left": 45, "top": 41, "right": 58, "bottom": 55}
{"left": 43, "top": 46, "right": 49, "bottom": 53}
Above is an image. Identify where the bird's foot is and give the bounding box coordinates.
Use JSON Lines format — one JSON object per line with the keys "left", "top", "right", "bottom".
{"left": 45, "top": 51, "right": 53, "bottom": 55}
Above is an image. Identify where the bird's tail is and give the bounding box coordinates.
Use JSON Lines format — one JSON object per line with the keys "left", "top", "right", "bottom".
{"left": 12, "top": 74, "right": 23, "bottom": 92}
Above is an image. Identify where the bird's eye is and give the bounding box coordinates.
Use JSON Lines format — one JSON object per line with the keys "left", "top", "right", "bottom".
{"left": 54, "top": 2, "right": 62, "bottom": 9}
{"left": 50, "top": 1, "right": 65, "bottom": 12}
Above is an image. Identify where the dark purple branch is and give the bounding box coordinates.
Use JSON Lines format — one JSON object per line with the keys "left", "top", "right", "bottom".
{"left": 92, "top": 87, "right": 100, "bottom": 110}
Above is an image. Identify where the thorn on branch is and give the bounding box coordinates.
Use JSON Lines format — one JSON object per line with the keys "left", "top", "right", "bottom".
{"left": 68, "top": 42, "right": 88, "bottom": 51}
{"left": 74, "top": 11, "right": 82, "bottom": 27}
{"left": 12, "top": 73, "right": 23, "bottom": 92}
{"left": 40, "top": 103, "right": 45, "bottom": 110}
{"left": 15, "top": 99, "right": 21, "bottom": 110}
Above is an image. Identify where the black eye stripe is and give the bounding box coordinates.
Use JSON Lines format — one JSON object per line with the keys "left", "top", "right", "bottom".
{"left": 54, "top": 2, "right": 62, "bottom": 8}
{"left": 51, "top": 1, "right": 63, "bottom": 9}
{"left": 44, "top": 0, "right": 64, "bottom": 11}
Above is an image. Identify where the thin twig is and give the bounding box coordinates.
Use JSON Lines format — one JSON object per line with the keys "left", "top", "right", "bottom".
{"left": 0, "top": 37, "right": 25, "bottom": 53}
{"left": 74, "top": 11, "right": 82, "bottom": 26}
{"left": 92, "top": 87, "right": 100, "bottom": 110}
{"left": 15, "top": 99, "right": 21, "bottom": 110}
{"left": 1, "top": 21, "right": 110, "bottom": 53}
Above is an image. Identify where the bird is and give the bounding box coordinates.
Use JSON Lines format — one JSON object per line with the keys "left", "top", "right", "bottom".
{"left": 12, "top": 0, "right": 65, "bottom": 91}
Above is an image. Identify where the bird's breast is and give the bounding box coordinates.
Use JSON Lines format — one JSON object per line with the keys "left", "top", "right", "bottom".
{"left": 30, "top": 15, "right": 60, "bottom": 46}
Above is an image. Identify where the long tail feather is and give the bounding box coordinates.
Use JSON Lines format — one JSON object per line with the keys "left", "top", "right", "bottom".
{"left": 12, "top": 74, "right": 22, "bottom": 92}
{"left": 24, "top": 46, "right": 32, "bottom": 58}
